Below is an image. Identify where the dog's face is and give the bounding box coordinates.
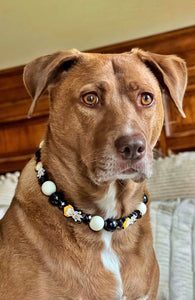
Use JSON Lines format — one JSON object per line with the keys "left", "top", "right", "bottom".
{"left": 49, "top": 53, "right": 164, "bottom": 184}
{"left": 24, "top": 49, "right": 187, "bottom": 185}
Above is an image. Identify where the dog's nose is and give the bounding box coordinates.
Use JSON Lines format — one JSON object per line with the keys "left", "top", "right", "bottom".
{"left": 114, "top": 135, "right": 146, "bottom": 160}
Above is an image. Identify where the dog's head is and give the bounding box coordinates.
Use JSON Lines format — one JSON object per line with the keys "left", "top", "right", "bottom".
{"left": 24, "top": 49, "right": 187, "bottom": 185}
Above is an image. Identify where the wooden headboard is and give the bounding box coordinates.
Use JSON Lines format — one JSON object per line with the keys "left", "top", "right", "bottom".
{"left": 0, "top": 26, "right": 195, "bottom": 174}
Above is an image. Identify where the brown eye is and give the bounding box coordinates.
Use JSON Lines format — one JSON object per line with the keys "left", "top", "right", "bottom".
{"left": 141, "top": 93, "right": 153, "bottom": 106}
{"left": 82, "top": 93, "right": 99, "bottom": 106}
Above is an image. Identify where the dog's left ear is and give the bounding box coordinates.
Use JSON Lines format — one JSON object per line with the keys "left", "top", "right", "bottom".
{"left": 133, "top": 48, "right": 188, "bottom": 117}
{"left": 23, "top": 49, "right": 81, "bottom": 118}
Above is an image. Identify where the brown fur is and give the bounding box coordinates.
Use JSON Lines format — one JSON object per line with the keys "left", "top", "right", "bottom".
{"left": 0, "top": 49, "right": 187, "bottom": 299}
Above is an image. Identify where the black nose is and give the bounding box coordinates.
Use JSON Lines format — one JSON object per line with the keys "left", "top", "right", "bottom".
{"left": 115, "top": 135, "right": 146, "bottom": 160}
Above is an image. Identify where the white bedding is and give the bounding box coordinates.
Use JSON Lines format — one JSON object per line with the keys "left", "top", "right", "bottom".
{"left": 150, "top": 199, "right": 195, "bottom": 300}
{"left": 0, "top": 171, "right": 20, "bottom": 206}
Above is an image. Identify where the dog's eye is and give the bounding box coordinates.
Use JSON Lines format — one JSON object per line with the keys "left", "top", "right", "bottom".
{"left": 82, "top": 93, "right": 99, "bottom": 106}
{"left": 140, "top": 93, "right": 153, "bottom": 106}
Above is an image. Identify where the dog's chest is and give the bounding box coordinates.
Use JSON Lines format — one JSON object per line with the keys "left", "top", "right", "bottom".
{"left": 97, "top": 184, "right": 149, "bottom": 300}
{"left": 100, "top": 231, "right": 149, "bottom": 300}
{"left": 101, "top": 231, "right": 125, "bottom": 299}
{"left": 97, "top": 183, "right": 125, "bottom": 299}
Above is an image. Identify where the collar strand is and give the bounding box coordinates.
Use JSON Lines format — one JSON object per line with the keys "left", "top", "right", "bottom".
{"left": 35, "top": 146, "right": 148, "bottom": 232}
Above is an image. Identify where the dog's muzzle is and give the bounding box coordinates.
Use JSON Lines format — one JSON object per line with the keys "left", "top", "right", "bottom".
{"left": 89, "top": 134, "right": 152, "bottom": 185}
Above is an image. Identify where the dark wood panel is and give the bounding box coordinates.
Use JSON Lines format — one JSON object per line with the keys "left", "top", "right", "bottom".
{"left": 0, "top": 116, "right": 47, "bottom": 169}
{"left": 0, "top": 154, "right": 33, "bottom": 174}
{"left": 167, "top": 134, "right": 195, "bottom": 152}
{"left": 89, "top": 26, "right": 195, "bottom": 67}
{"left": 0, "top": 95, "right": 49, "bottom": 124}
{"left": 0, "top": 63, "right": 49, "bottom": 123}
{"left": 164, "top": 91, "right": 195, "bottom": 136}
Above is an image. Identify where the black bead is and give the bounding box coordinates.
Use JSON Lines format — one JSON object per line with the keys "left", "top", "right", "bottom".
{"left": 49, "top": 192, "right": 64, "bottom": 206}
{"left": 35, "top": 149, "right": 41, "bottom": 163}
{"left": 116, "top": 218, "right": 123, "bottom": 228}
{"left": 58, "top": 200, "right": 67, "bottom": 209}
{"left": 128, "top": 213, "right": 133, "bottom": 219}
{"left": 122, "top": 216, "right": 126, "bottom": 222}
{"left": 57, "top": 193, "right": 67, "bottom": 209}
{"left": 38, "top": 173, "right": 48, "bottom": 185}
{"left": 82, "top": 214, "right": 92, "bottom": 224}
{"left": 143, "top": 194, "right": 148, "bottom": 204}
{"left": 104, "top": 218, "right": 118, "bottom": 232}
{"left": 134, "top": 210, "right": 142, "bottom": 219}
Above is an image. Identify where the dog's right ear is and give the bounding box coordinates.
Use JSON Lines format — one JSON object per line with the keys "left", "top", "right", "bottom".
{"left": 132, "top": 48, "right": 187, "bottom": 118}
{"left": 23, "top": 49, "right": 80, "bottom": 118}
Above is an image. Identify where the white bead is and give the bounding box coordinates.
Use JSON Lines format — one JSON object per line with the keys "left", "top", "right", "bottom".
{"left": 39, "top": 140, "right": 44, "bottom": 149}
{"left": 41, "top": 181, "right": 56, "bottom": 196}
{"left": 137, "top": 202, "right": 147, "bottom": 216}
{"left": 89, "top": 216, "right": 104, "bottom": 231}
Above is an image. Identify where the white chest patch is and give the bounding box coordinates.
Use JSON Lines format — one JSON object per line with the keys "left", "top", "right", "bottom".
{"left": 96, "top": 181, "right": 117, "bottom": 219}
{"left": 101, "top": 231, "right": 124, "bottom": 300}
{"left": 97, "top": 183, "right": 125, "bottom": 299}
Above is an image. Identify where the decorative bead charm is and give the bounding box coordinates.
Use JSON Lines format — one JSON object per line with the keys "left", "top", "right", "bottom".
{"left": 122, "top": 214, "right": 137, "bottom": 229}
{"left": 71, "top": 211, "right": 83, "bottom": 223}
{"left": 64, "top": 205, "right": 83, "bottom": 223}
{"left": 41, "top": 181, "right": 56, "bottom": 196}
{"left": 64, "top": 205, "right": 74, "bottom": 217}
{"left": 137, "top": 202, "right": 147, "bottom": 216}
{"left": 35, "top": 162, "right": 43, "bottom": 171}
{"left": 123, "top": 217, "right": 130, "bottom": 229}
{"left": 37, "top": 168, "right": 46, "bottom": 179}
{"left": 89, "top": 216, "right": 104, "bottom": 231}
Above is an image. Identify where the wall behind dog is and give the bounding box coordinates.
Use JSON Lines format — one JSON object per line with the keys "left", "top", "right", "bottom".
{"left": 0, "top": 0, "right": 195, "bottom": 70}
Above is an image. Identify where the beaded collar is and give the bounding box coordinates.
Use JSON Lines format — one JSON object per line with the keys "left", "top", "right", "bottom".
{"left": 35, "top": 143, "right": 148, "bottom": 232}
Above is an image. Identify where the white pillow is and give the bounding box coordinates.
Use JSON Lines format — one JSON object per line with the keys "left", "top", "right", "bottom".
{"left": 150, "top": 198, "right": 195, "bottom": 300}
{"left": 0, "top": 172, "right": 20, "bottom": 206}
{"left": 147, "top": 152, "right": 195, "bottom": 201}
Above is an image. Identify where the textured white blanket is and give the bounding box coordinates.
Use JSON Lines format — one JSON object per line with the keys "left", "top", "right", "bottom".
{"left": 150, "top": 199, "right": 195, "bottom": 300}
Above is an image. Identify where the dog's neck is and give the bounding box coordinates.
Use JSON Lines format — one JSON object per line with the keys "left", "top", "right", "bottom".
{"left": 41, "top": 138, "right": 146, "bottom": 219}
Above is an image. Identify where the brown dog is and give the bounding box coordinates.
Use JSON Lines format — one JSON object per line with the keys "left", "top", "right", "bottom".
{"left": 0, "top": 49, "right": 187, "bottom": 300}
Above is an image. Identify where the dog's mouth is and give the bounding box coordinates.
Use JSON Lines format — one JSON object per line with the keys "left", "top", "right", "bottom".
{"left": 89, "top": 156, "right": 152, "bottom": 185}
{"left": 116, "top": 162, "right": 149, "bottom": 182}
{"left": 120, "top": 166, "right": 138, "bottom": 175}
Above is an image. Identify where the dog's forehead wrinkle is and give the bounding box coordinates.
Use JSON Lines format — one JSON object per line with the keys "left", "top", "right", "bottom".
{"left": 129, "top": 81, "right": 139, "bottom": 91}
{"left": 80, "top": 80, "right": 111, "bottom": 94}
{"left": 112, "top": 59, "right": 122, "bottom": 75}
{"left": 109, "top": 59, "right": 159, "bottom": 98}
